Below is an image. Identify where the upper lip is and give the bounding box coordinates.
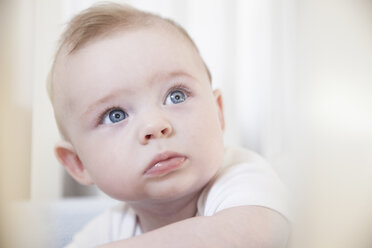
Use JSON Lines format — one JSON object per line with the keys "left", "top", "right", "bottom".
{"left": 144, "top": 151, "right": 185, "bottom": 174}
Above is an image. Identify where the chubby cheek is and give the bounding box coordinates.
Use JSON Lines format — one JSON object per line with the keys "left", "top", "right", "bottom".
{"left": 179, "top": 98, "right": 225, "bottom": 172}
{"left": 75, "top": 135, "right": 143, "bottom": 200}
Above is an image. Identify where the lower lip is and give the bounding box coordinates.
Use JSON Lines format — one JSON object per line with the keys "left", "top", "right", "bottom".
{"left": 145, "top": 157, "right": 186, "bottom": 176}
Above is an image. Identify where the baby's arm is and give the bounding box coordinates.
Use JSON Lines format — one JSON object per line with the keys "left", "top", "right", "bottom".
{"left": 97, "top": 205, "right": 289, "bottom": 248}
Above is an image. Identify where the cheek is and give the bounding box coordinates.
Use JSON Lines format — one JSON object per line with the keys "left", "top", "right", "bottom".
{"left": 76, "top": 134, "right": 134, "bottom": 182}
{"left": 77, "top": 141, "right": 142, "bottom": 200}
{"left": 178, "top": 99, "right": 225, "bottom": 165}
{"left": 184, "top": 99, "right": 223, "bottom": 137}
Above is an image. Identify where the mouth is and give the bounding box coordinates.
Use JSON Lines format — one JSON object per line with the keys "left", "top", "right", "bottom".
{"left": 144, "top": 151, "right": 187, "bottom": 177}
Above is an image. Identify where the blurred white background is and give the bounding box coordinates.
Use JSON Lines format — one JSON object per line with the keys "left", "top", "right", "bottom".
{"left": 1, "top": 0, "right": 372, "bottom": 247}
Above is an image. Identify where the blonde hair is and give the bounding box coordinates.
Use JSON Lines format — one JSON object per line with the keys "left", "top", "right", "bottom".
{"left": 47, "top": 2, "right": 211, "bottom": 103}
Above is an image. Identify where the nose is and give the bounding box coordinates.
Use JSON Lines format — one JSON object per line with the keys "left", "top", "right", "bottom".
{"left": 139, "top": 114, "right": 173, "bottom": 145}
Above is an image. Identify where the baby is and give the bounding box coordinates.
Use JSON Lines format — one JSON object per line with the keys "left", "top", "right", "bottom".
{"left": 47, "top": 3, "right": 290, "bottom": 248}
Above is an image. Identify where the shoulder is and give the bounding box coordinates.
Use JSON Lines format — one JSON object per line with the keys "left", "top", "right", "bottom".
{"left": 197, "top": 146, "right": 291, "bottom": 219}
{"left": 66, "top": 203, "right": 138, "bottom": 247}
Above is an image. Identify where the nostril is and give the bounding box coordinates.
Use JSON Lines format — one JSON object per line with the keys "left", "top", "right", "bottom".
{"left": 143, "top": 127, "right": 171, "bottom": 142}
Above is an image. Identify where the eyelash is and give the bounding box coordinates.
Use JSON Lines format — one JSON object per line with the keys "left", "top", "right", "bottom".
{"left": 97, "top": 106, "right": 124, "bottom": 125}
{"left": 96, "top": 83, "right": 192, "bottom": 125}
{"left": 165, "top": 83, "right": 192, "bottom": 101}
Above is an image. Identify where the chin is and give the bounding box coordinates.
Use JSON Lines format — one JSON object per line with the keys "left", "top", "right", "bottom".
{"left": 147, "top": 179, "right": 207, "bottom": 202}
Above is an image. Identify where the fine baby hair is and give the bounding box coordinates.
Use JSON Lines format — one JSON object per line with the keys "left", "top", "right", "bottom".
{"left": 47, "top": 2, "right": 211, "bottom": 105}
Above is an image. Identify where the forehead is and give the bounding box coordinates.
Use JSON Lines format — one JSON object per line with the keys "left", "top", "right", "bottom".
{"left": 53, "top": 26, "right": 206, "bottom": 105}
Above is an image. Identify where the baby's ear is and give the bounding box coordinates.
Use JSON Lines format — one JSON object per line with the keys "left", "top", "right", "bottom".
{"left": 213, "top": 89, "right": 225, "bottom": 131}
{"left": 54, "top": 140, "right": 94, "bottom": 185}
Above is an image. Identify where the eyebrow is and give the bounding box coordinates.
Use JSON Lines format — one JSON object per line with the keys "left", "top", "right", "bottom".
{"left": 151, "top": 70, "right": 197, "bottom": 85}
{"left": 82, "top": 87, "right": 132, "bottom": 119}
{"left": 82, "top": 71, "right": 197, "bottom": 118}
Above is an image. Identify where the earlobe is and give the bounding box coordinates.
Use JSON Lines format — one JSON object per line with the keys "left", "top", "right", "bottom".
{"left": 54, "top": 140, "right": 94, "bottom": 185}
{"left": 213, "top": 89, "right": 225, "bottom": 131}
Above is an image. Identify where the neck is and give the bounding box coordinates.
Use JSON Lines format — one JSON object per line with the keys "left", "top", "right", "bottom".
{"left": 129, "top": 190, "right": 202, "bottom": 232}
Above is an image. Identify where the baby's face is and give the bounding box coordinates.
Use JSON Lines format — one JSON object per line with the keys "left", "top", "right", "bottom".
{"left": 53, "top": 26, "right": 225, "bottom": 203}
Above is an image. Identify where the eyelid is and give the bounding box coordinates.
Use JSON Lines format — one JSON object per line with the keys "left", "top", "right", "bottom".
{"left": 165, "top": 83, "right": 192, "bottom": 102}
{"left": 97, "top": 106, "right": 126, "bottom": 125}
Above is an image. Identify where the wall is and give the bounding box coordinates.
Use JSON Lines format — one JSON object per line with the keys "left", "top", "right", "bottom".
{"left": 293, "top": 0, "right": 372, "bottom": 247}
{"left": 0, "top": 1, "right": 33, "bottom": 245}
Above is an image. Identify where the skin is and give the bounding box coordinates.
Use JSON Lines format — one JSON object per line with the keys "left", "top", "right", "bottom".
{"left": 52, "top": 25, "right": 289, "bottom": 247}
{"left": 53, "top": 25, "right": 225, "bottom": 231}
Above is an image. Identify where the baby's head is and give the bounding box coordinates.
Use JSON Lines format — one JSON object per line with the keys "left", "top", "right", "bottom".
{"left": 48, "top": 3, "right": 225, "bottom": 204}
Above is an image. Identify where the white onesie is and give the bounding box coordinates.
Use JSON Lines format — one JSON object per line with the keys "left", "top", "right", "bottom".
{"left": 66, "top": 146, "right": 290, "bottom": 248}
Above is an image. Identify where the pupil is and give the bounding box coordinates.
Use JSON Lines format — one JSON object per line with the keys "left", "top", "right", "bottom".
{"left": 115, "top": 113, "right": 121, "bottom": 119}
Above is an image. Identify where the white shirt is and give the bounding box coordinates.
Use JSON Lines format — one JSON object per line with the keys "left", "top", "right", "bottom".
{"left": 66, "top": 146, "right": 290, "bottom": 248}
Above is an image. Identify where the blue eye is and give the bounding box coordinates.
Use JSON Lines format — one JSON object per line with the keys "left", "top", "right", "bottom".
{"left": 165, "top": 90, "right": 186, "bottom": 105}
{"left": 102, "top": 109, "right": 128, "bottom": 124}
